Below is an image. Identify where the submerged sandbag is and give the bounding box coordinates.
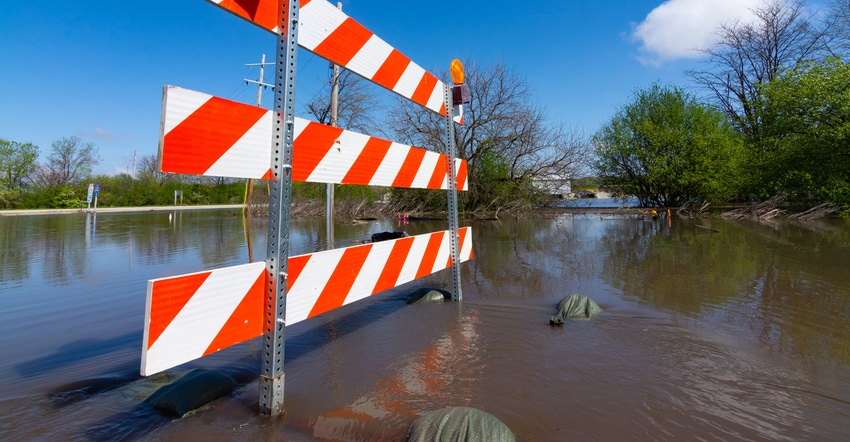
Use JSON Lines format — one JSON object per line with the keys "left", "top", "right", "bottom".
{"left": 145, "top": 369, "right": 237, "bottom": 417}
{"left": 407, "top": 287, "right": 452, "bottom": 305}
{"left": 550, "top": 294, "right": 602, "bottom": 325}
{"left": 408, "top": 407, "right": 515, "bottom": 442}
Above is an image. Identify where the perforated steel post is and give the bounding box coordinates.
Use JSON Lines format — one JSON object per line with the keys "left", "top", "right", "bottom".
{"left": 444, "top": 84, "right": 463, "bottom": 301}
{"left": 260, "top": 0, "right": 299, "bottom": 417}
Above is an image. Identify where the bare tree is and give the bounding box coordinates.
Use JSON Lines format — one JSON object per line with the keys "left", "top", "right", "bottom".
{"left": 388, "top": 59, "right": 590, "bottom": 192}
{"left": 34, "top": 136, "right": 100, "bottom": 187}
{"left": 687, "top": 0, "right": 832, "bottom": 138}
{"left": 304, "top": 69, "right": 382, "bottom": 133}
{"left": 824, "top": 0, "right": 850, "bottom": 57}
{"left": 138, "top": 153, "right": 177, "bottom": 184}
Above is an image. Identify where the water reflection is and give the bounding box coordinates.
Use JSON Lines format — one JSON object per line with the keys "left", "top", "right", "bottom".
{"left": 2, "top": 211, "right": 850, "bottom": 440}
{"left": 599, "top": 217, "right": 850, "bottom": 366}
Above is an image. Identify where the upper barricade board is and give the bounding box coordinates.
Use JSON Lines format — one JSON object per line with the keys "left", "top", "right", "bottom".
{"left": 207, "top": 0, "right": 447, "bottom": 116}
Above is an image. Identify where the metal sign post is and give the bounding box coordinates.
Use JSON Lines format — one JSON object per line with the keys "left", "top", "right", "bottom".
{"left": 93, "top": 183, "right": 100, "bottom": 212}
{"left": 86, "top": 183, "right": 94, "bottom": 211}
{"left": 444, "top": 84, "right": 462, "bottom": 301}
{"left": 259, "top": 0, "right": 299, "bottom": 417}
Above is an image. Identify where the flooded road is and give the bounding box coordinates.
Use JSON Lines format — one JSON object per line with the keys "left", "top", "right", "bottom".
{"left": 1, "top": 210, "right": 849, "bottom": 440}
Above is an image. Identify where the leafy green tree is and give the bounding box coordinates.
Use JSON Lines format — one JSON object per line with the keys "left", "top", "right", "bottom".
{"left": 0, "top": 138, "right": 39, "bottom": 190}
{"left": 593, "top": 84, "right": 744, "bottom": 207}
{"left": 756, "top": 57, "right": 850, "bottom": 207}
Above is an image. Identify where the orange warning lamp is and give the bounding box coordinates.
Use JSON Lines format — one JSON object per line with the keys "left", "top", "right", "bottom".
{"left": 450, "top": 59, "right": 465, "bottom": 85}
{"left": 450, "top": 59, "right": 470, "bottom": 106}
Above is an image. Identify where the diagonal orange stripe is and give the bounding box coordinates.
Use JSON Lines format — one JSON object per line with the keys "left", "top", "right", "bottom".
{"left": 427, "top": 156, "right": 448, "bottom": 189}
{"left": 148, "top": 272, "right": 211, "bottom": 349}
{"left": 342, "top": 137, "right": 392, "bottom": 185}
{"left": 373, "top": 237, "right": 415, "bottom": 294}
{"left": 416, "top": 231, "right": 446, "bottom": 278}
{"left": 216, "top": 0, "right": 279, "bottom": 32}
{"left": 308, "top": 245, "right": 373, "bottom": 318}
{"left": 392, "top": 147, "right": 426, "bottom": 188}
{"left": 292, "top": 122, "right": 344, "bottom": 182}
{"left": 162, "top": 96, "right": 266, "bottom": 175}
{"left": 286, "top": 254, "right": 311, "bottom": 291}
{"left": 312, "top": 18, "right": 373, "bottom": 67}
{"left": 372, "top": 49, "right": 409, "bottom": 90}
{"left": 455, "top": 160, "right": 468, "bottom": 190}
{"left": 410, "top": 73, "right": 439, "bottom": 109}
{"left": 203, "top": 269, "right": 265, "bottom": 356}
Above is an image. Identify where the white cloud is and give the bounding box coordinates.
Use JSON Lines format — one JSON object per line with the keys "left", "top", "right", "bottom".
{"left": 632, "top": 0, "right": 763, "bottom": 65}
{"left": 77, "top": 125, "right": 116, "bottom": 142}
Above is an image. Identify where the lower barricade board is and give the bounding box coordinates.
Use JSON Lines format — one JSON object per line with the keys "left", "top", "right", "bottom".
{"left": 141, "top": 227, "right": 472, "bottom": 375}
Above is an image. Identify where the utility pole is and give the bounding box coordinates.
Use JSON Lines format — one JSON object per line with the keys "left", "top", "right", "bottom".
{"left": 244, "top": 54, "right": 275, "bottom": 215}
{"left": 326, "top": 2, "right": 342, "bottom": 250}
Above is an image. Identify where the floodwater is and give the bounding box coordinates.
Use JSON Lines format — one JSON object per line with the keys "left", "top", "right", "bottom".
{"left": 1, "top": 210, "right": 849, "bottom": 441}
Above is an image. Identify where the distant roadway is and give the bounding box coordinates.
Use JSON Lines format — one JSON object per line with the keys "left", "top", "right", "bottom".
{"left": 0, "top": 205, "right": 244, "bottom": 216}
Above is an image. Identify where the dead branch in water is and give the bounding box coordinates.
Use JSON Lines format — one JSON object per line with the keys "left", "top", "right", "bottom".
{"left": 786, "top": 203, "right": 841, "bottom": 221}
{"left": 677, "top": 201, "right": 710, "bottom": 218}
{"left": 719, "top": 195, "right": 786, "bottom": 220}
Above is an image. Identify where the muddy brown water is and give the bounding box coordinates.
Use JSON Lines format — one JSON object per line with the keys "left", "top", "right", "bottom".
{"left": 1, "top": 210, "right": 849, "bottom": 441}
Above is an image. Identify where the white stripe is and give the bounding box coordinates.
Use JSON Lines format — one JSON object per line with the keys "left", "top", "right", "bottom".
{"left": 306, "top": 128, "right": 371, "bottom": 184}
{"left": 427, "top": 83, "right": 446, "bottom": 115}
{"left": 460, "top": 227, "right": 473, "bottom": 260}
{"left": 347, "top": 35, "right": 394, "bottom": 79}
{"left": 370, "top": 143, "right": 410, "bottom": 186}
{"left": 298, "top": 0, "right": 346, "bottom": 51}
{"left": 342, "top": 241, "right": 394, "bottom": 306}
{"left": 393, "top": 63, "right": 427, "bottom": 100}
{"left": 410, "top": 151, "right": 441, "bottom": 189}
{"left": 397, "top": 234, "right": 430, "bottom": 286}
{"left": 433, "top": 232, "right": 452, "bottom": 274}
{"left": 286, "top": 248, "right": 345, "bottom": 325}
{"left": 205, "top": 111, "right": 273, "bottom": 178}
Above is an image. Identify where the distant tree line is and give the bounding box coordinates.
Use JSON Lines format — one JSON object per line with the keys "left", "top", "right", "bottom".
{"left": 0, "top": 134, "right": 387, "bottom": 213}
{"left": 0, "top": 136, "right": 247, "bottom": 209}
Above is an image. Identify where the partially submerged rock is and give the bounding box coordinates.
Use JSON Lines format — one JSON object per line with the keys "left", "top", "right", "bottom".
{"left": 550, "top": 294, "right": 602, "bottom": 325}
{"left": 407, "top": 287, "right": 452, "bottom": 305}
{"left": 408, "top": 406, "right": 515, "bottom": 442}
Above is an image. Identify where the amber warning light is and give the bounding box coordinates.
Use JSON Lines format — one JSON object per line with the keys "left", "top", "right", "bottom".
{"left": 450, "top": 59, "right": 470, "bottom": 106}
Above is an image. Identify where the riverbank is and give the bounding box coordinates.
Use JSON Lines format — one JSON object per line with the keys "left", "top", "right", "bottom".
{"left": 0, "top": 204, "right": 244, "bottom": 217}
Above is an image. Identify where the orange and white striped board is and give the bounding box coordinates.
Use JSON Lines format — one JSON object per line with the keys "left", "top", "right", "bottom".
{"left": 159, "top": 86, "right": 468, "bottom": 189}
{"left": 141, "top": 227, "right": 472, "bottom": 375}
{"left": 206, "top": 0, "right": 446, "bottom": 116}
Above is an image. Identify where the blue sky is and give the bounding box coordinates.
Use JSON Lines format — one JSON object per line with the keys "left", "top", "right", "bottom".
{"left": 0, "top": 0, "right": 825, "bottom": 175}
